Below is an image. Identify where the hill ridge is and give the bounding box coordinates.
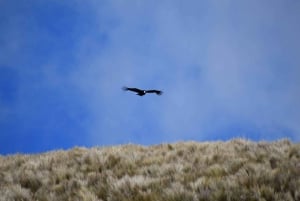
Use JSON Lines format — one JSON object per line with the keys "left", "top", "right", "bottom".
{"left": 1, "top": 138, "right": 299, "bottom": 201}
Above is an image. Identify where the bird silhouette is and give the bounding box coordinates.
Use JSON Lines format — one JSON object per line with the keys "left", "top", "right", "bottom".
{"left": 122, "top": 87, "right": 163, "bottom": 96}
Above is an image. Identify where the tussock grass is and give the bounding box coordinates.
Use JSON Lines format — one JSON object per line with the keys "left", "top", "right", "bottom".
{"left": 0, "top": 139, "right": 299, "bottom": 201}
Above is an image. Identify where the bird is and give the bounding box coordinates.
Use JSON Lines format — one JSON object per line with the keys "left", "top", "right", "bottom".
{"left": 122, "top": 87, "right": 163, "bottom": 96}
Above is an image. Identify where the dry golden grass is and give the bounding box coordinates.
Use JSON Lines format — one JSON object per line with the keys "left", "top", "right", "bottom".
{"left": 0, "top": 138, "right": 299, "bottom": 201}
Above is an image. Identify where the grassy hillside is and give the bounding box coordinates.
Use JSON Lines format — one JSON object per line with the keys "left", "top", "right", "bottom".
{"left": 0, "top": 139, "right": 299, "bottom": 201}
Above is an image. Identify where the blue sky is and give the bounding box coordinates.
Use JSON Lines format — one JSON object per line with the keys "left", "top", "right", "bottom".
{"left": 1, "top": 0, "right": 300, "bottom": 154}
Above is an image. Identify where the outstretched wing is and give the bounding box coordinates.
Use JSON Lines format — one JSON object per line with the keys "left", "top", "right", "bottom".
{"left": 122, "top": 87, "right": 143, "bottom": 93}
{"left": 146, "top": 90, "right": 163, "bottom": 95}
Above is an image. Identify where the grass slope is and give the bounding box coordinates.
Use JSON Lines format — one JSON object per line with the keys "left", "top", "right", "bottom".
{"left": 0, "top": 139, "right": 299, "bottom": 201}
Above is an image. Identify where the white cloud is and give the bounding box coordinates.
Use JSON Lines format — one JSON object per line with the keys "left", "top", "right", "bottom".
{"left": 70, "top": 1, "right": 300, "bottom": 143}
{"left": 3, "top": 0, "right": 298, "bottom": 147}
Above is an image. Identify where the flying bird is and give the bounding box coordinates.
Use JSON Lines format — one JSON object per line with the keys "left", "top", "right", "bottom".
{"left": 122, "top": 87, "right": 163, "bottom": 96}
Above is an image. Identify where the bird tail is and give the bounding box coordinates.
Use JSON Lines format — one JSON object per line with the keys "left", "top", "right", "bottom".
{"left": 122, "top": 86, "right": 128, "bottom": 91}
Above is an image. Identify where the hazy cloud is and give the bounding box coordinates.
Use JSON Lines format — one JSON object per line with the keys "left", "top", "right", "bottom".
{"left": 1, "top": 1, "right": 299, "bottom": 153}
{"left": 71, "top": 0, "right": 300, "bottom": 142}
